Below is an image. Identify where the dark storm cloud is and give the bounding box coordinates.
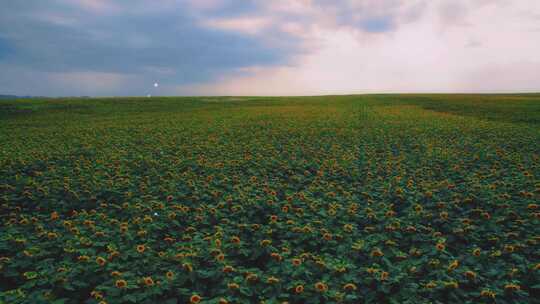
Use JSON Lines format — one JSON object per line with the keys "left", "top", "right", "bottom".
{"left": 0, "top": 0, "right": 296, "bottom": 95}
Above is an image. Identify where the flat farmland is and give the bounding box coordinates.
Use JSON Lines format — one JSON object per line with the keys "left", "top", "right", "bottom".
{"left": 0, "top": 94, "right": 539, "bottom": 303}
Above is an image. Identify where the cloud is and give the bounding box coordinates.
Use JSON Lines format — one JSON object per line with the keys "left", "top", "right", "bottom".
{"left": 69, "top": 0, "right": 118, "bottom": 13}
{"left": 202, "top": 16, "right": 273, "bottom": 35}
{"left": 460, "top": 62, "right": 540, "bottom": 93}
{"left": 49, "top": 71, "right": 138, "bottom": 95}
{"left": 176, "top": 1, "right": 540, "bottom": 95}
{"left": 0, "top": 0, "right": 296, "bottom": 96}
{"left": 184, "top": 0, "right": 230, "bottom": 11}
{"left": 0, "top": 64, "right": 140, "bottom": 96}
{"left": 0, "top": 0, "right": 539, "bottom": 96}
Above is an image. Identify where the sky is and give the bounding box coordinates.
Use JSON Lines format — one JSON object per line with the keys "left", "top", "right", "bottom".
{"left": 0, "top": 0, "right": 539, "bottom": 96}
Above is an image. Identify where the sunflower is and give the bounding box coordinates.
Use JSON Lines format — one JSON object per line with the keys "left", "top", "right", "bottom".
{"left": 222, "top": 265, "right": 234, "bottom": 273}
{"left": 50, "top": 211, "right": 59, "bottom": 221}
{"left": 447, "top": 260, "right": 459, "bottom": 272}
{"left": 109, "top": 251, "right": 120, "bottom": 260}
{"left": 480, "top": 290, "right": 496, "bottom": 299}
{"left": 343, "top": 283, "right": 357, "bottom": 291}
{"left": 267, "top": 276, "right": 279, "bottom": 284}
{"left": 96, "top": 257, "right": 106, "bottom": 266}
{"left": 115, "top": 279, "right": 127, "bottom": 288}
{"left": 190, "top": 294, "right": 201, "bottom": 304}
{"left": 371, "top": 248, "right": 384, "bottom": 257}
{"left": 504, "top": 245, "right": 515, "bottom": 253}
{"left": 504, "top": 283, "right": 520, "bottom": 291}
{"left": 439, "top": 212, "right": 448, "bottom": 220}
{"left": 136, "top": 245, "right": 146, "bottom": 253}
{"left": 167, "top": 212, "right": 177, "bottom": 220}
{"left": 380, "top": 271, "right": 389, "bottom": 281}
{"left": 246, "top": 273, "right": 259, "bottom": 282}
{"left": 111, "top": 271, "right": 122, "bottom": 277}
{"left": 228, "top": 283, "right": 240, "bottom": 289}
{"left": 291, "top": 258, "right": 302, "bottom": 266}
{"left": 183, "top": 263, "right": 193, "bottom": 272}
{"left": 314, "top": 282, "right": 328, "bottom": 292}
{"left": 366, "top": 267, "right": 377, "bottom": 274}
{"left": 166, "top": 271, "right": 174, "bottom": 280}
{"left": 464, "top": 271, "right": 476, "bottom": 280}
{"left": 90, "top": 290, "right": 104, "bottom": 300}
{"left": 406, "top": 226, "right": 417, "bottom": 232}
{"left": 260, "top": 239, "right": 272, "bottom": 247}
{"left": 435, "top": 243, "right": 445, "bottom": 251}
{"left": 385, "top": 210, "right": 396, "bottom": 217}
{"left": 294, "top": 285, "right": 304, "bottom": 294}
{"left": 315, "top": 259, "right": 326, "bottom": 268}
{"left": 270, "top": 253, "right": 282, "bottom": 261}
{"left": 472, "top": 248, "right": 481, "bottom": 256}
{"left": 231, "top": 236, "right": 241, "bottom": 245}
{"left": 143, "top": 277, "right": 154, "bottom": 286}
{"left": 270, "top": 215, "right": 278, "bottom": 223}
{"left": 218, "top": 298, "right": 229, "bottom": 304}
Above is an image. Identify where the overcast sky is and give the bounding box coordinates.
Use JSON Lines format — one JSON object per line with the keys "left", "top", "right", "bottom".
{"left": 1, "top": 0, "right": 539, "bottom": 96}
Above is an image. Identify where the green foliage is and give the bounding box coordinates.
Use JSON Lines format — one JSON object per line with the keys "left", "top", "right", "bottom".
{"left": 0, "top": 94, "right": 539, "bottom": 303}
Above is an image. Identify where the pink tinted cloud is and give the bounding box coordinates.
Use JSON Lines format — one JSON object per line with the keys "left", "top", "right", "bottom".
{"left": 202, "top": 16, "right": 273, "bottom": 35}
{"left": 177, "top": 0, "right": 540, "bottom": 95}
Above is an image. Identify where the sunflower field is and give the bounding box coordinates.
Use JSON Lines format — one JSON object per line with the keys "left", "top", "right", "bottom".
{"left": 0, "top": 94, "right": 539, "bottom": 303}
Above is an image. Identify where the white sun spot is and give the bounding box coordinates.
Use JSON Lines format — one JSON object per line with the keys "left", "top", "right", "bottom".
{"left": 154, "top": 82, "right": 159, "bottom": 87}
